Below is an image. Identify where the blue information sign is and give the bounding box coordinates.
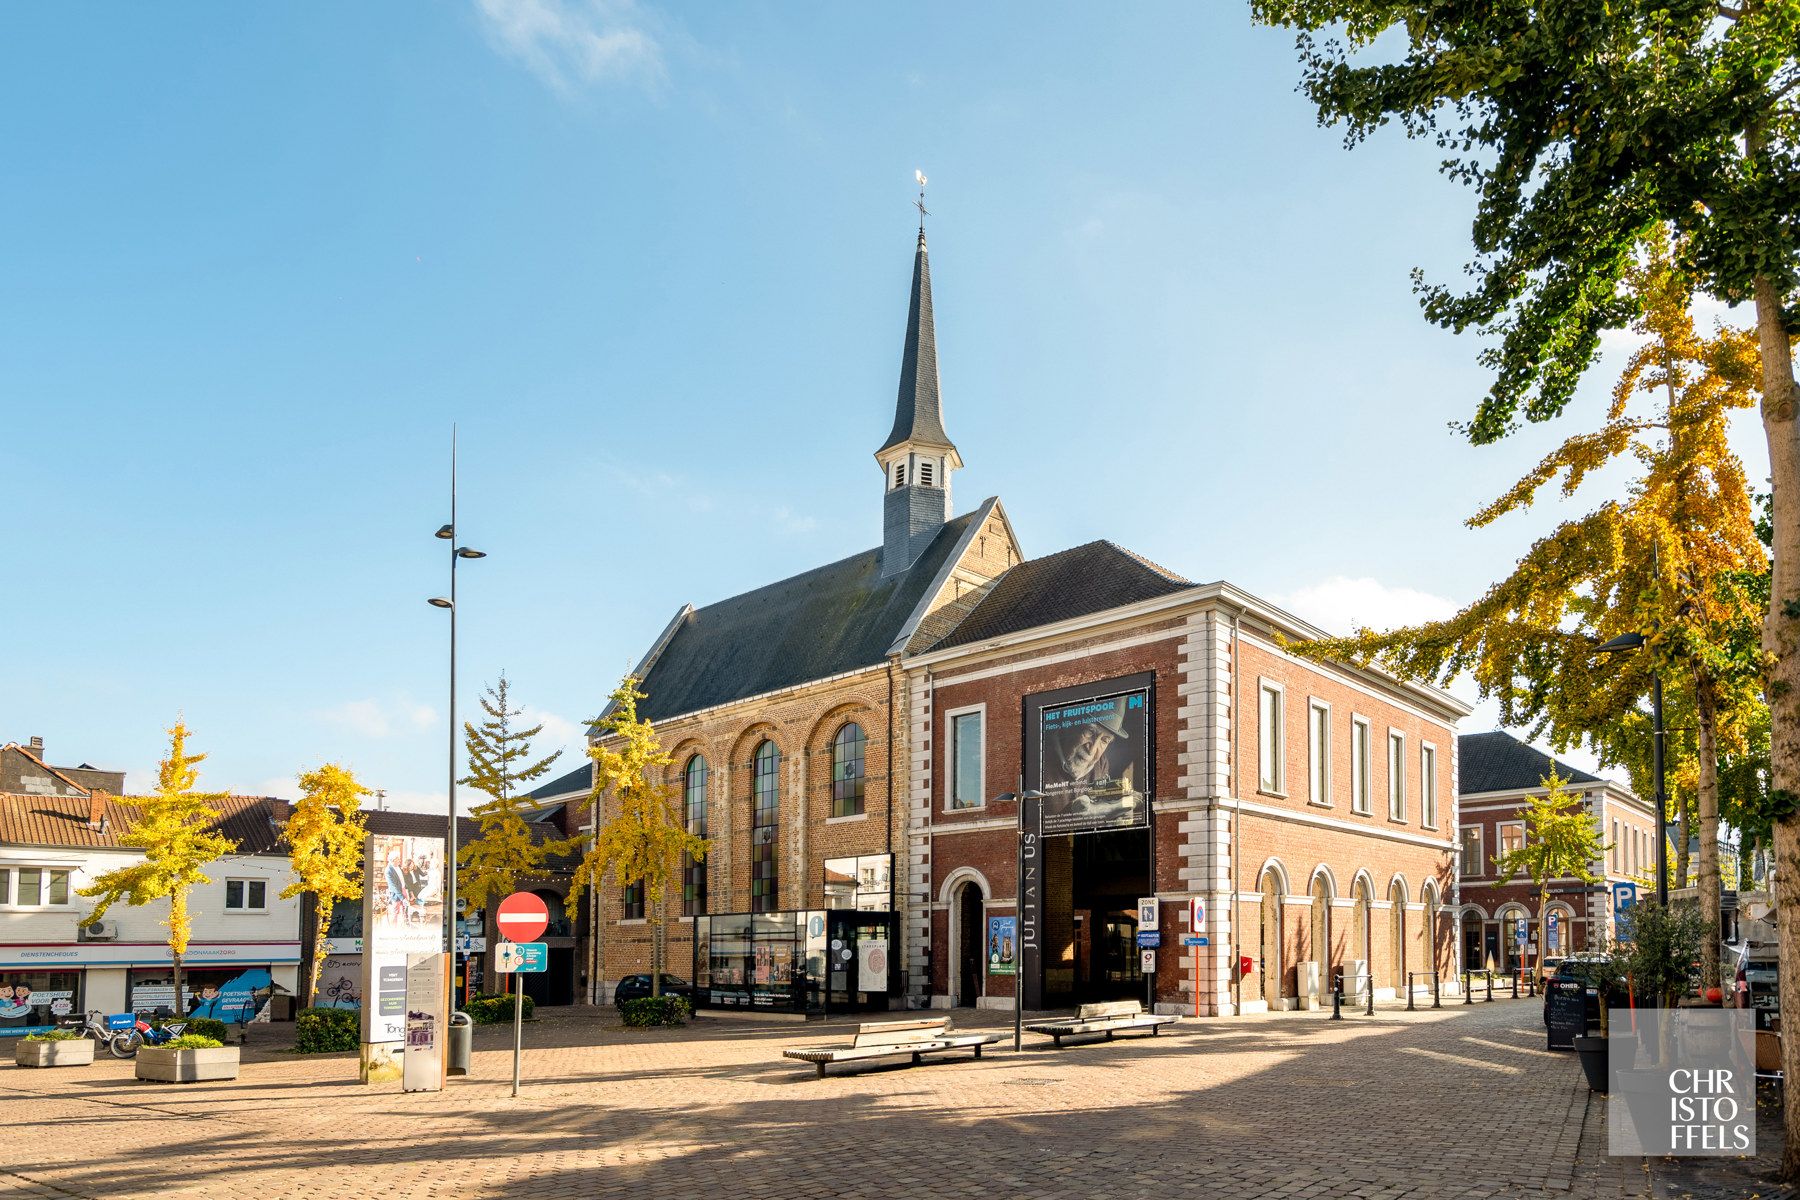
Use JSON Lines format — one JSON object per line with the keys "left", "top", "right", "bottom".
{"left": 497, "top": 942, "right": 548, "bottom": 973}
{"left": 1183, "top": 936, "right": 1208, "bottom": 947}
{"left": 1136, "top": 930, "right": 1162, "bottom": 949}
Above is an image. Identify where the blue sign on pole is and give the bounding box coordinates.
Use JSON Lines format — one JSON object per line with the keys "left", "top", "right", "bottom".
{"left": 497, "top": 942, "right": 548, "bottom": 973}
{"left": 1182, "top": 936, "right": 1208, "bottom": 948}
{"left": 1612, "top": 882, "right": 1638, "bottom": 938}
{"left": 1136, "top": 930, "right": 1162, "bottom": 949}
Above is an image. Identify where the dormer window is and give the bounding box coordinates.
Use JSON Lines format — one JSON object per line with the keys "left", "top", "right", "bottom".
{"left": 919, "top": 461, "right": 934, "bottom": 486}
{"left": 894, "top": 463, "right": 907, "bottom": 488}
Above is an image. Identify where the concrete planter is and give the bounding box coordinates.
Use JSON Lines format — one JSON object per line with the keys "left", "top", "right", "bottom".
{"left": 14, "top": 1038, "right": 96, "bottom": 1067}
{"left": 136, "top": 1045, "right": 239, "bottom": 1083}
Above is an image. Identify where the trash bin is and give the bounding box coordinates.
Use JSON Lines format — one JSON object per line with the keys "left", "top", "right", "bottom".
{"left": 448, "top": 1011, "right": 472, "bottom": 1077}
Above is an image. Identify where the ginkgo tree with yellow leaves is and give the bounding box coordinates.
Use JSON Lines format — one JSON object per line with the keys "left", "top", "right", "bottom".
{"left": 575, "top": 676, "right": 708, "bottom": 999}
{"left": 281, "top": 763, "right": 371, "bottom": 1008}
{"left": 1490, "top": 771, "right": 1610, "bottom": 974}
{"left": 79, "top": 721, "right": 237, "bottom": 1017}
{"left": 1289, "top": 239, "right": 1769, "bottom": 992}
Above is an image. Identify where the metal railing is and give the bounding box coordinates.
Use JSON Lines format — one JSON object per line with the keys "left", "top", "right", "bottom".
{"left": 1404, "top": 970, "right": 1442, "bottom": 1011}
{"left": 1462, "top": 968, "right": 1500, "bottom": 1003}
{"left": 1330, "top": 971, "right": 1375, "bottom": 1019}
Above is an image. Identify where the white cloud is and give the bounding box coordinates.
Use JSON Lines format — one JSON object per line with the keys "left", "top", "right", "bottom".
{"left": 252, "top": 774, "right": 302, "bottom": 801}
{"left": 474, "top": 0, "right": 663, "bottom": 95}
{"left": 1272, "top": 575, "right": 1459, "bottom": 637}
{"left": 772, "top": 506, "right": 820, "bottom": 535}
{"left": 317, "top": 698, "right": 438, "bottom": 740}
{"left": 519, "top": 705, "right": 588, "bottom": 764}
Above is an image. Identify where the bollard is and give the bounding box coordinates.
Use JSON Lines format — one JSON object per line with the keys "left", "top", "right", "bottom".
{"left": 1406, "top": 973, "right": 1416, "bottom": 1012}
{"left": 1511, "top": 971, "right": 1520, "bottom": 1000}
{"left": 1432, "top": 972, "right": 1442, "bottom": 1010}
{"left": 1331, "top": 987, "right": 1343, "bottom": 1020}
{"left": 1485, "top": 971, "right": 1494, "bottom": 1003}
{"left": 1365, "top": 976, "right": 1375, "bottom": 1017}
{"left": 1463, "top": 970, "right": 1473, "bottom": 1005}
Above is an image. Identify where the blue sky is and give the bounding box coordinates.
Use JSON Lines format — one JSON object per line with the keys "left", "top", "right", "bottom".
{"left": 1, "top": 2, "right": 1766, "bottom": 806}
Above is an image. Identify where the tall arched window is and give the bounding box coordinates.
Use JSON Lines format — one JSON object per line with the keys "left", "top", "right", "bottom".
{"left": 751, "top": 740, "right": 780, "bottom": 913}
{"left": 831, "top": 723, "right": 866, "bottom": 818}
{"left": 682, "top": 754, "right": 709, "bottom": 916}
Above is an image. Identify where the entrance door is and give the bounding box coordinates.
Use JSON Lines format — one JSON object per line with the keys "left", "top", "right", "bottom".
{"left": 956, "top": 884, "right": 982, "bottom": 1007}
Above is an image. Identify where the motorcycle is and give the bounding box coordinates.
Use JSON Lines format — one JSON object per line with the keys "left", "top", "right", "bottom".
{"left": 107, "top": 1007, "right": 188, "bottom": 1059}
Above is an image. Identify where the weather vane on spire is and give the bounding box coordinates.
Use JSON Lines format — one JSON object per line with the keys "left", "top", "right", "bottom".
{"left": 914, "top": 169, "right": 929, "bottom": 232}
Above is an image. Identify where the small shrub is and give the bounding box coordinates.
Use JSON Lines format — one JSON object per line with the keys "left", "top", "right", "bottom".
{"left": 462, "top": 992, "right": 534, "bottom": 1025}
{"left": 295, "top": 1006, "right": 359, "bottom": 1053}
{"left": 162, "top": 1034, "right": 224, "bottom": 1050}
{"left": 620, "top": 996, "right": 691, "bottom": 1028}
{"left": 23, "top": 1030, "right": 82, "bottom": 1042}
{"left": 186, "top": 1018, "right": 230, "bottom": 1043}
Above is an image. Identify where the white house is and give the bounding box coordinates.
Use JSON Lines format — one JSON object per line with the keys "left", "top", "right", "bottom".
{"left": 0, "top": 790, "right": 300, "bottom": 1032}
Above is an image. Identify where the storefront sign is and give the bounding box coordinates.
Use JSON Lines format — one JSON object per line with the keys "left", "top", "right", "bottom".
{"left": 1033, "top": 679, "right": 1152, "bottom": 835}
{"left": 0, "top": 973, "right": 78, "bottom": 1038}
{"left": 986, "top": 916, "right": 1016, "bottom": 977}
{"left": 129, "top": 966, "right": 278, "bottom": 1022}
{"left": 1018, "top": 791, "right": 1043, "bottom": 1011}
{"left": 0, "top": 941, "right": 300, "bottom": 969}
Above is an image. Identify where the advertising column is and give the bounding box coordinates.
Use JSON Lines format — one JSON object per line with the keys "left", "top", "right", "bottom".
{"left": 359, "top": 832, "right": 445, "bottom": 1084}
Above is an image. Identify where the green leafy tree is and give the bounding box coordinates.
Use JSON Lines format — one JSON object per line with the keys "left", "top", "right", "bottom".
{"left": 1492, "top": 770, "right": 1611, "bottom": 975}
{"left": 459, "top": 675, "right": 578, "bottom": 918}
{"left": 575, "top": 677, "right": 709, "bottom": 997}
{"left": 281, "top": 763, "right": 371, "bottom": 1007}
{"left": 1246, "top": 4, "right": 1799, "bottom": 1166}
{"left": 78, "top": 722, "right": 236, "bottom": 1016}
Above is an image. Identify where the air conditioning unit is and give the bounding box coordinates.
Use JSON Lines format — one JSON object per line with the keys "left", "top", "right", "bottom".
{"left": 79, "top": 920, "right": 118, "bottom": 942}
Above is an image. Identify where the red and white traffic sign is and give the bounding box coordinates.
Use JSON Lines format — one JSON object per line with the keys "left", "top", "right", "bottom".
{"left": 496, "top": 891, "right": 549, "bottom": 943}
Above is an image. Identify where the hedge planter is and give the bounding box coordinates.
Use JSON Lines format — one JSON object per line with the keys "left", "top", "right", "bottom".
{"left": 15, "top": 1038, "right": 96, "bottom": 1068}
{"left": 136, "top": 1045, "right": 239, "bottom": 1083}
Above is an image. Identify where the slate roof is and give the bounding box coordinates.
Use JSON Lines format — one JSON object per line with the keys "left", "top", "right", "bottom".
{"left": 877, "top": 231, "right": 956, "bottom": 456}
{"left": 634, "top": 509, "right": 981, "bottom": 723}
{"left": 927, "top": 540, "right": 1194, "bottom": 650}
{"left": 528, "top": 761, "right": 593, "bottom": 802}
{"left": 0, "top": 793, "right": 285, "bottom": 854}
{"left": 1458, "top": 731, "right": 1603, "bottom": 795}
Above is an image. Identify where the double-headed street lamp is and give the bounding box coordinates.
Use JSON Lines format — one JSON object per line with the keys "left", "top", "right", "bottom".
{"left": 1595, "top": 631, "right": 1667, "bottom": 906}
{"left": 429, "top": 429, "right": 485, "bottom": 954}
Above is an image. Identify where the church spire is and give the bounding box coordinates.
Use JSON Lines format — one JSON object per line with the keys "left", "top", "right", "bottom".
{"left": 878, "top": 178, "right": 962, "bottom": 577}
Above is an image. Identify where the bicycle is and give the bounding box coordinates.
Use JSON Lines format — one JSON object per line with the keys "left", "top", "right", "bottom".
{"left": 108, "top": 1008, "right": 189, "bottom": 1059}
{"left": 58, "top": 1010, "right": 122, "bottom": 1048}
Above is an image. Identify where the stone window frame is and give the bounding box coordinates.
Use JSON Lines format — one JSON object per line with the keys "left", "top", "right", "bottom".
{"left": 944, "top": 702, "right": 987, "bottom": 812}
{"left": 1257, "top": 678, "right": 1286, "bottom": 798}
{"left": 1307, "top": 698, "right": 1332, "bottom": 808}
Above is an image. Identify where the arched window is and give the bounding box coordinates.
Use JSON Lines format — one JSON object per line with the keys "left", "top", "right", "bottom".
{"left": 682, "top": 755, "right": 709, "bottom": 916}
{"left": 751, "top": 741, "right": 780, "bottom": 913}
{"left": 831, "top": 723, "right": 866, "bottom": 818}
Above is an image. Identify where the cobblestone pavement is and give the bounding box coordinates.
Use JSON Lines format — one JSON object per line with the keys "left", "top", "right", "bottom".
{"left": 0, "top": 997, "right": 1790, "bottom": 1199}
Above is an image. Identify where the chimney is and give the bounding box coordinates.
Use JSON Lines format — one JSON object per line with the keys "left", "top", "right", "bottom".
{"left": 28, "top": 736, "right": 44, "bottom": 757}
{"left": 87, "top": 791, "right": 107, "bottom": 831}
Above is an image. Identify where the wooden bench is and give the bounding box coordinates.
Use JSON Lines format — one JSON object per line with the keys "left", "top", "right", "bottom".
{"left": 783, "top": 1016, "right": 1003, "bottom": 1079}
{"left": 1025, "top": 1000, "right": 1178, "bottom": 1048}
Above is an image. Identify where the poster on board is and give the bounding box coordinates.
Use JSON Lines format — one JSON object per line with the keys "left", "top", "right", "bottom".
{"left": 359, "top": 833, "right": 444, "bottom": 1083}
{"left": 987, "top": 916, "right": 1017, "bottom": 977}
{"left": 1030, "top": 675, "right": 1153, "bottom": 835}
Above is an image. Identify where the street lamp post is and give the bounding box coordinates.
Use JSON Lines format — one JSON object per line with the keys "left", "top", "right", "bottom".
{"left": 1596, "top": 632, "right": 1668, "bottom": 906}
{"left": 429, "top": 427, "right": 486, "bottom": 960}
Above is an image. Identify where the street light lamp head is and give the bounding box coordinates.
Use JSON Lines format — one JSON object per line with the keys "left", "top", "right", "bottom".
{"left": 435, "top": 524, "right": 454, "bottom": 540}
{"left": 1595, "top": 631, "right": 1647, "bottom": 655}
{"left": 456, "top": 547, "right": 486, "bottom": 560}
{"left": 428, "top": 597, "right": 453, "bottom": 609}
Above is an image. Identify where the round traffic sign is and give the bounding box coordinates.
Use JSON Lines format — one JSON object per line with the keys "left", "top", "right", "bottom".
{"left": 496, "top": 891, "right": 549, "bottom": 943}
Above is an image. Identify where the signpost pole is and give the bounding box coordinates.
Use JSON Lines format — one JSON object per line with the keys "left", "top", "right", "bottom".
{"left": 511, "top": 984, "right": 522, "bottom": 1097}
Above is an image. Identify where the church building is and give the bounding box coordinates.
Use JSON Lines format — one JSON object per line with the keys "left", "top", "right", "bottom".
{"left": 588, "top": 221, "right": 1469, "bottom": 1017}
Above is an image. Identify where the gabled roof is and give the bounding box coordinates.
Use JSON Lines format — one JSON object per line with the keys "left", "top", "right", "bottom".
{"left": 632, "top": 509, "right": 983, "bottom": 723}
{"left": 926, "top": 540, "right": 1194, "bottom": 650}
{"left": 1, "top": 743, "right": 101, "bottom": 797}
{"left": 1458, "top": 731, "right": 1603, "bottom": 795}
{"left": 876, "top": 231, "right": 956, "bottom": 458}
{"left": 0, "top": 793, "right": 284, "bottom": 853}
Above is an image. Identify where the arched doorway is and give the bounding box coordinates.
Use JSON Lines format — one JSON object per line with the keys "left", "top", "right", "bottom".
{"left": 1258, "top": 865, "right": 1286, "bottom": 1006}
{"left": 1351, "top": 876, "right": 1373, "bottom": 998}
{"left": 1388, "top": 879, "right": 1407, "bottom": 992}
{"left": 955, "top": 882, "right": 983, "bottom": 1007}
{"left": 1309, "top": 871, "right": 1333, "bottom": 1001}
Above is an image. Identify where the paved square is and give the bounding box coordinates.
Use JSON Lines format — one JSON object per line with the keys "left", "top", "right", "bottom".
{"left": 0, "top": 999, "right": 1786, "bottom": 1199}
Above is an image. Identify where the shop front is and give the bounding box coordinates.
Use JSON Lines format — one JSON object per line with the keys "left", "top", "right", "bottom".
{"left": 692, "top": 909, "right": 898, "bottom": 1016}
{"left": 0, "top": 941, "right": 300, "bottom": 1033}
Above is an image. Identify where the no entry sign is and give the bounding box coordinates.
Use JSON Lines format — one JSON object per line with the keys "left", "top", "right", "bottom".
{"left": 496, "top": 892, "right": 549, "bottom": 943}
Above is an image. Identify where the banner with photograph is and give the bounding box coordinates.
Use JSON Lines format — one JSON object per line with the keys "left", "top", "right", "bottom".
{"left": 1030, "top": 676, "right": 1152, "bottom": 835}
{"left": 987, "top": 916, "right": 1017, "bottom": 977}
{"left": 359, "top": 833, "right": 444, "bottom": 1080}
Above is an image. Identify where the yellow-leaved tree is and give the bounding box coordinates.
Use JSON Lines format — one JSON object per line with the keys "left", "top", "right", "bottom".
{"left": 459, "top": 675, "right": 578, "bottom": 917}
{"left": 1490, "top": 771, "right": 1610, "bottom": 978}
{"left": 79, "top": 721, "right": 237, "bottom": 1015}
{"left": 282, "top": 763, "right": 372, "bottom": 1008}
{"left": 575, "top": 676, "right": 708, "bottom": 998}
{"left": 1288, "top": 238, "right": 1768, "bottom": 992}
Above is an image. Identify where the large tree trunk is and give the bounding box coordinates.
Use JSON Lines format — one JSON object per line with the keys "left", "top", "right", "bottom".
{"left": 1749, "top": 270, "right": 1800, "bottom": 1181}
{"left": 1695, "top": 677, "right": 1722, "bottom": 994}
{"left": 1675, "top": 795, "right": 1692, "bottom": 889}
